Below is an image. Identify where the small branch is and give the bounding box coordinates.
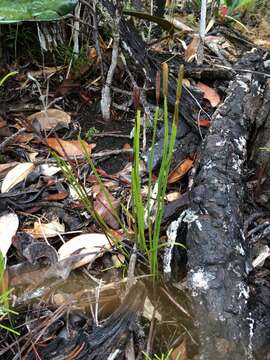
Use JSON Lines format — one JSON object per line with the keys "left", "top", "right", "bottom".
{"left": 100, "top": 5, "right": 121, "bottom": 120}
{"left": 0, "top": 128, "right": 26, "bottom": 153}
{"left": 198, "top": 0, "right": 207, "bottom": 65}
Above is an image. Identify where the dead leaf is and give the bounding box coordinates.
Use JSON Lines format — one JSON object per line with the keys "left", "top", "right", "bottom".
{"left": 0, "top": 162, "right": 18, "bottom": 178}
{"left": 196, "top": 82, "right": 221, "bottom": 107}
{"left": 58, "top": 233, "right": 111, "bottom": 269}
{"left": 168, "top": 158, "right": 193, "bottom": 184}
{"left": 170, "top": 339, "right": 187, "bottom": 360}
{"left": 15, "top": 132, "right": 35, "bottom": 143}
{"left": 182, "top": 78, "right": 190, "bottom": 87}
{"left": 165, "top": 192, "right": 182, "bottom": 202}
{"left": 87, "top": 47, "right": 97, "bottom": 60}
{"left": 0, "top": 213, "right": 19, "bottom": 259}
{"left": 47, "top": 138, "right": 95, "bottom": 158}
{"left": 143, "top": 296, "right": 162, "bottom": 322}
{"left": 55, "top": 79, "right": 81, "bottom": 97}
{"left": 197, "top": 119, "right": 210, "bottom": 127}
{"left": 94, "top": 191, "right": 120, "bottom": 229}
{"left": 184, "top": 36, "right": 200, "bottom": 63}
{"left": 1, "top": 162, "right": 35, "bottom": 193}
{"left": 45, "top": 191, "right": 69, "bottom": 201}
{"left": 27, "top": 109, "right": 71, "bottom": 131}
{"left": 31, "top": 218, "right": 65, "bottom": 239}
{"left": 40, "top": 164, "right": 61, "bottom": 176}
{"left": 0, "top": 118, "right": 7, "bottom": 129}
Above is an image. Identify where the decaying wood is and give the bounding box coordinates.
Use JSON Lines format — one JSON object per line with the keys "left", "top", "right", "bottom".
{"left": 185, "top": 49, "right": 270, "bottom": 359}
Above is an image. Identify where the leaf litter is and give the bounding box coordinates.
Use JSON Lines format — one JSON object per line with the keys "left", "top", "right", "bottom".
{"left": 0, "top": 3, "right": 266, "bottom": 358}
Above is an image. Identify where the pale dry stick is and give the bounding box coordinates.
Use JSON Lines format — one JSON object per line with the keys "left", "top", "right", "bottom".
{"left": 198, "top": 0, "right": 207, "bottom": 65}
{"left": 73, "top": 2, "right": 81, "bottom": 57}
{"left": 160, "top": 286, "right": 191, "bottom": 319}
{"left": 0, "top": 128, "right": 26, "bottom": 152}
{"left": 146, "top": 306, "right": 157, "bottom": 356}
{"left": 94, "top": 278, "right": 103, "bottom": 326}
{"left": 100, "top": 5, "right": 120, "bottom": 120}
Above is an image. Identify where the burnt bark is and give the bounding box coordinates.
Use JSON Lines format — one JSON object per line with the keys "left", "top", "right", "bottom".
{"left": 99, "top": 0, "right": 200, "bottom": 129}
{"left": 185, "top": 50, "right": 270, "bottom": 359}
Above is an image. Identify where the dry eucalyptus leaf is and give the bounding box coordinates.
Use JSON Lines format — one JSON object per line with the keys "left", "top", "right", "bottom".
{"left": 196, "top": 82, "right": 221, "bottom": 107}
{"left": 58, "top": 233, "right": 111, "bottom": 269}
{"left": 0, "top": 162, "right": 18, "bottom": 178}
{"left": 47, "top": 138, "right": 95, "bottom": 158}
{"left": 31, "top": 218, "right": 65, "bottom": 239}
{"left": 168, "top": 158, "right": 193, "bottom": 184}
{"left": 184, "top": 35, "right": 200, "bottom": 63}
{"left": 27, "top": 109, "right": 71, "bottom": 131}
{"left": 1, "top": 162, "right": 34, "bottom": 193}
{"left": 40, "top": 164, "right": 61, "bottom": 176}
{"left": 94, "top": 191, "right": 120, "bottom": 229}
{"left": 0, "top": 212, "right": 19, "bottom": 259}
{"left": 165, "top": 192, "right": 182, "bottom": 202}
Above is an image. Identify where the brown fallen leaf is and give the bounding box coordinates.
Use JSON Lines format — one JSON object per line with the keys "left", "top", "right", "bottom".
{"left": 45, "top": 191, "right": 69, "bottom": 201}
{"left": 165, "top": 192, "right": 182, "bottom": 202}
{"left": 184, "top": 35, "right": 200, "bottom": 63}
{"left": 27, "top": 109, "right": 71, "bottom": 131}
{"left": 196, "top": 82, "right": 221, "bottom": 107}
{"left": 170, "top": 339, "right": 187, "bottom": 360}
{"left": 94, "top": 191, "right": 120, "bottom": 229}
{"left": 0, "top": 118, "right": 7, "bottom": 129}
{"left": 197, "top": 119, "right": 210, "bottom": 127}
{"left": 30, "top": 218, "right": 65, "bottom": 239}
{"left": 168, "top": 158, "right": 193, "bottom": 184}
{"left": 47, "top": 138, "right": 95, "bottom": 158}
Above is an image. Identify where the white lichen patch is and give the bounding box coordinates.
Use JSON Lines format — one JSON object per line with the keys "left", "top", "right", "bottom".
{"left": 190, "top": 269, "right": 215, "bottom": 291}
{"left": 215, "top": 139, "right": 226, "bottom": 147}
{"left": 238, "top": 282, "right": 249, "bottom": 301}
{"left": 204, "top": 160, "right": 213, "bottom": 170}
{"left": 235, "top": 244, "right": 245, "bottom": 256}
{"left": 164, "top": 214, "right": 186, "bottom": 276}
{"left": 234, "top": 136, "right": 246, "bottom": 152}
{"left": 232, "top": 156, "right": 243, "bottom": 174}
{"left": 183, "top": 209, "right": 199, "bottom": 223}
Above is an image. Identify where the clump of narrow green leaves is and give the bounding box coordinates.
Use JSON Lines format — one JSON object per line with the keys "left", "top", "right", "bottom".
{"left": 54, "top": 64, "right": 184, "bottom": 279}
{"left": 0, "top": 252, "right": 19, "bottom": 335}
{"left": 132, "top": 64, "right": 184, "bottom": 277}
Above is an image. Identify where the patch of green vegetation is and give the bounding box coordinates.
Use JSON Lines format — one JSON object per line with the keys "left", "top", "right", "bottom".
{"left": 86, "top": 127, "right": 99, "bottom": 142}
{"left": 54, "top": 64, "right": 185, "bottom": 279}
{"left": 0, "top": 252, "right": 20, "bottom": 335}
{"left": 143, "top": 349, "right": 181, "bottom": 360}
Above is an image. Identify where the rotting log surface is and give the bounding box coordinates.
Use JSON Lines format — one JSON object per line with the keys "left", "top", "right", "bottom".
{"left": 185, "top": 50, "right": 269, "bottom": 359}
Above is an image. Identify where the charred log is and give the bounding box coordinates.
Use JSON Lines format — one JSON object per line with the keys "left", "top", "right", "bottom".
{"left": 185, "top": 49, "right": 270, "bottom": 359}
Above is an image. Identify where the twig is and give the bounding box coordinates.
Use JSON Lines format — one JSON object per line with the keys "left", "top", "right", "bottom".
{"left": 0, "top": 128, "right": 26, "bottom": 153}
{"left": 198, "top": 0, "right": 207, "bottom": 65}
{"left": 100, "top": 4, "right": 121, "bottom": 120}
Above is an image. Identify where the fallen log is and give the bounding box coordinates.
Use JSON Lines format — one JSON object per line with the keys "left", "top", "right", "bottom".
{"left": 185, "top": 49, "right": 270, "bottom": 359}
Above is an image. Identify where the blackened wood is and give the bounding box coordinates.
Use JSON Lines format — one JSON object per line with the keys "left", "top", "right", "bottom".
{"left": 99, "top": 0, "right": 200, "bottom": 129}
{"left": 185, "top": 50, "right": 268, "bottom": 359}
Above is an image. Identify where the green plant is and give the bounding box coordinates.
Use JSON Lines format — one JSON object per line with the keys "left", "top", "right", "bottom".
{"left": 0, "top": 71, "right": 18, "bottom": 87}
{"left": 86, "top": 127, "right": 99, "bottom": 142}
{"left": 143, "top": 348, "right": 181, "bottom": 360}
{"left": 0, "top": 252, "right": 19, "bottom": 335}
{"left": 132, "top": 64, "right": 184, "bottom": 277}
{"left": 54, "top": 64, "right": 184, "bottom": 279}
